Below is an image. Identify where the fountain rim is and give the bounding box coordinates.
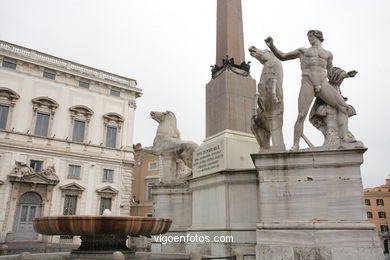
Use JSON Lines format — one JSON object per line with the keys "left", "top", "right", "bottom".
{"left": 34, "top": 215, "right": 172, "bottom": 222}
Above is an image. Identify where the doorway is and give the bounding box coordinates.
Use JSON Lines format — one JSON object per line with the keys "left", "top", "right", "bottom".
{"left": 13, "top": 192, "right": 42, "bottom": 240}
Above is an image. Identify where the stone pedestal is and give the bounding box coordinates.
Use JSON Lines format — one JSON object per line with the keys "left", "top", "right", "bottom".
{"left": 187, "top": 169, "right": 258, "bottom": 256}
{"left": 193, "top": 129, "right": 259, "bottom": 177}
{"left": 187, "top": 129, "right": 259, "bottom": 256}
{"left": 251, "top": 148, "right": 384, "bottom": 260}
{"left": 153, "top": 183, "right": 192, "bottom": 253}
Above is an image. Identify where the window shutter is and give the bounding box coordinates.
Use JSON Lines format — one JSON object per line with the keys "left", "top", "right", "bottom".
{"left": 35, "top": 113, "right": 50, "bottom": 136}
{"left": 72, "top": 120, "right": 85, "bottom": 142}
{"left": 106, "top": 126, "right": 117, "bottom": 148}
{"left": 0, "top": 105, "right": 9, "bottom": 129}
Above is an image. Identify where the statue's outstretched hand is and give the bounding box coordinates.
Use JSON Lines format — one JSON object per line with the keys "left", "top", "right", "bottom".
{"left": 347, "top": 70, "right": 358, "bottom": 78}
{"left": 265, "top": 37, "right": 273, "bottom": 47}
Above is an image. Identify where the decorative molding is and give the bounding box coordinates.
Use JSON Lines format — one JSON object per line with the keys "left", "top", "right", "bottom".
{"left": 69, "top": 105, "right": 94, "bottom": 120}
{"left": 0, "top": 87, "right": 20, "bottom": 106}
{"left": 60, "top": 182, "right": 85, "bottom": 193}
{"left": 128, "top": 100, "right": 137, "bottom": 109}
{"left": 8, "top": 161, "right": 59, "bottom": 185}
{"left": 96, "top": 185, "right": 119, "bottom": 195}
{"left": 0, "top": 40, "right": 141, "bottom": 95}
{"left": 32, "top": 96, "right": 59, "bottom": 114}
{"left": 103, "top": 113, "right": 124, "bottom": 125}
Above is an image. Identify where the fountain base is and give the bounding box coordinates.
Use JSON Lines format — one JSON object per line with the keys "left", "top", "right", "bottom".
{"left": 70, "top": 235, "right": 134, "bottom": 259}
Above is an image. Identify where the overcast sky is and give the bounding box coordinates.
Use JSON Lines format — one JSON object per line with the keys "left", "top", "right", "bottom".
{"left": 1, "top": 0, "right": 389, "bottom": 188}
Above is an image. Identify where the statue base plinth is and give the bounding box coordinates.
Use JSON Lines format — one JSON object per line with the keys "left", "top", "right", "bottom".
{"left": 192, "top": 129, "right": 259, "bottom": 178}
{"left": 252, "top": 148, "right": 384, "bottom": 260}
{"left": 153, "top": 183, "right": 192, "bottom": 254}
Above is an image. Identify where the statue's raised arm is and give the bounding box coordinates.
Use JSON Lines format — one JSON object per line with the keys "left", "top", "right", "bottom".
{"left": 265, "top": 36, "right": 302, "bottom": 61}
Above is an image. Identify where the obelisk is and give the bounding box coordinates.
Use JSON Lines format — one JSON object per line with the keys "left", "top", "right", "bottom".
{"left": 187, "top": 1, "right": 259, "bottom": 255}
{"left": 206, "top": 0, "right": 256, "bottom": 137}
{"left": 216, "top": 0, "right": 245, "bottom": 67}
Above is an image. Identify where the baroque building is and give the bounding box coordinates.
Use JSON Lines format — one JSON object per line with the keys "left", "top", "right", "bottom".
{"left": 130, "top": 143, "right": 161, "bottom": 217}
{"left": 364, "top": 177, "right": 390, "bottom": 253}
{"left": 0, "top": 40, "right": 142, "bottom": 243}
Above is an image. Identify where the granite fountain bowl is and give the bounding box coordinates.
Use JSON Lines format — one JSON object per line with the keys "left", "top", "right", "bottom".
{"left": 33, "top": 215, "right": 172, "bottom": 236}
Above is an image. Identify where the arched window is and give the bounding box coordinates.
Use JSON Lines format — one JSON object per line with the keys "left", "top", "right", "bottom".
{"left": 69, "top": 105, "right": 94, "bottom": 143}
{"left": 103, "top": 113, "right": 124, "bottom": 148}
{"left": 31, "top": 97, "right": 59, "bottom": 137}
{"left": 0, "top": 88, "right": 20, "bottom": 130}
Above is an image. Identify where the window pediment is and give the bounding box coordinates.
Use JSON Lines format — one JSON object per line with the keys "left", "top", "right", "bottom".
{"left": 69, "top": 105, "right": 94, "bottom": 119}
{"left": 32, "top": 97, "right": 59, "bottom": 113}
{"left": 8, "top": 161, "right": 59, "bottom": 185}
{"left": 60, "top": 182, "right": 85, "bottom": 192}
{"left": 96, "top": 185, "right": 118, "bottom": 194}
{"left": 96, "top": 185, "right": 118, "bottom": 197}
{"left": 0, "top": 87, "right": 20, "bottom": 106}
{"left": 103, "top": 113, "right": 124, "bottom": 125}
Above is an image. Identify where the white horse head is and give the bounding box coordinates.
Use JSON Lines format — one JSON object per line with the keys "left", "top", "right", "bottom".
{"left": 150, "top": 111, "right": 181, "bottom": 141}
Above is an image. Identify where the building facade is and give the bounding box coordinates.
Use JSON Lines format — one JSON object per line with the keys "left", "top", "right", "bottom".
{"left": 0, "top": 40, "right": 142, "bottom": 244}
{"left": 130, "top": 143, "right": 160, "bottom": 217}
{"left": 364, "top": 177, "right": 390, "bottom": 253}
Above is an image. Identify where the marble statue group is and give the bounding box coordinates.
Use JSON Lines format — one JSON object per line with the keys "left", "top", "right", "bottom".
{"left": 147, "top": 30, "right": 361, "bottom": 182}
{"left": 250, "top": 29, "right": 360, "bottom": 151}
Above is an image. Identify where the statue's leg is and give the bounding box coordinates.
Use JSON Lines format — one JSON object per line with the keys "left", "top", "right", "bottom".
{"left": 270, "top": 115, "right": 285, "bottom": 151}
{"left": 259, "top": 128, "right": 271, "bottom": 150}
{"left": 291, "top": 77, "right": 314, "bottom": 151}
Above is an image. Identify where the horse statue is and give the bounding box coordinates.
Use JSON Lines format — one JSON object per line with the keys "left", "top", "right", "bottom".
{"left": 249, "top": 46, "right": 285, "bottom": 151}
{"left": 149, "top": 111, "right": 198, "bottom": 183}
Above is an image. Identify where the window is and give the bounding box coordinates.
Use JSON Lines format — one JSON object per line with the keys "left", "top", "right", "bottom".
{"left": 377, "top": 199, "right": 384, "bottom": 206}
{"left": 367, "top": 212, "right": 373, "bottom": 218}
{"left": 43, "top": 71, "right": 56, "bottom": 80}
{"left": 78, "top": 81, "right": 90, "bottom": 89}
{"left": 68, "top": 165, "right": 81, "bottom": 178}
{"left": 34, "top": 112, "right": 50, "bottom": 136}
{"left": 0, "top": 88, "right": 20, "bottom": 131}
{"left": 106, "top": 126, "right": 117, "bottom": 148}
{"left": 99, "top": 198, "right": 112, "bottom": 215}
{"left": 103, "top": 113, "right": 124, "bottom": 149}
{"left": 2, "top": 60, "right": 16, "bottom": 69}
{"left": 69, "top": 105, "right": 93, "bottom": 143}
{"left": 365, "top": 199, "right": 371, "bottom": 206}
{"left": 72, "top": 120, "right": 85, "bottom": 142}
{"left": 103, "top": 169, "right": 114, "bottom": 182}
{"left": 0, "top": 105, "right": 9, "bottom": 130}
{"left": 381, "top": 224, "right": 389, "bottom": 232}
{"left": 148, "top": 162, "right": 158, "bottom": 171}
{"left": 30, "top": 160, "right": 43, "bottom": 173}
{"left": 379, "top": 211, "right": 387, "bottom": 218}
{"left": 63, "top": 195, "right": 77, "bottom": 215}
{"left": 146, "top": 213, "right": 153, "bottom": 217}
{"left": 147, "top": 182, "right": 155, "bottom": 201}
{"left": 110, "top": 89, "right": 120, "bottom": 97}
{"left": 32, "top": 97, "right": 58, "bottom": 138}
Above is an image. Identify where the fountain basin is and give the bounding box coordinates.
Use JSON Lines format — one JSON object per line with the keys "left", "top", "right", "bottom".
{"left": 33, "top": 216, "right": 172, "bottom": 236}
{"left": 33, "top": 216, "right": 172, "bottom": 257}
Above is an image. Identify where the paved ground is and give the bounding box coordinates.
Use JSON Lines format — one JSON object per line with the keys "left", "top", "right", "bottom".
{"left": 2, "top": 241, "right": 76, "bottom": 255}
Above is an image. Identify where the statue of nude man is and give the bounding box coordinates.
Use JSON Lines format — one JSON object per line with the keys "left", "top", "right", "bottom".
{"left": 265, "top": 30, "right": 354, "bottom": 150}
